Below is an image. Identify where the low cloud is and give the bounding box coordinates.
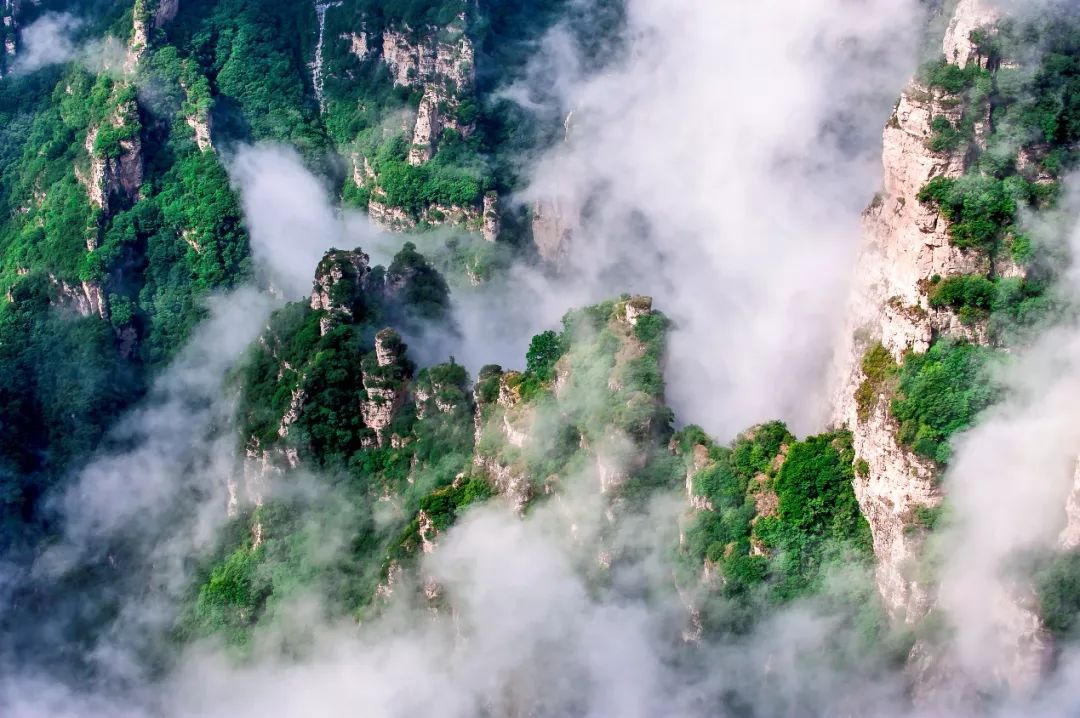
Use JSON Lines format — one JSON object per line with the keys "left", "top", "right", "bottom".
{"left": 11, "top": 12, "right": 81, "bottom": 74}
{"left": 10, "top": 12, "right": 127, "bottom": 76}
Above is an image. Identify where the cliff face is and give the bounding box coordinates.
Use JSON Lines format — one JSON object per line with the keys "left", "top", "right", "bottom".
{"left": 340, "top": 15, "right": 496, "bottom": 239}
{"left": 830, "top": 0, "right": 995, "bottom": 624}
{"left": 383, "top": 19, "right": 474, "bottom": 168}
{"left": 831, "top": 0, "right": 1068, "bottom": 701}
{"left": 78, "top": 99, "right": 143, "bottom": 224}
{"left": 309, "top": 248, "right": 371, "bottom": 335}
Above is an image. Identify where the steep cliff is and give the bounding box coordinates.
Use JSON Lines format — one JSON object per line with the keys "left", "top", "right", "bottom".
{"left": 832, "top": 0, "right": 1078, "bottom": 700}
{"left": 832, "top": 0, "right": 999, "bottom": 624}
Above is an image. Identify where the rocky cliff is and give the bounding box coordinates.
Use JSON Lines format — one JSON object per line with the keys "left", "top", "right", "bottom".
{"left": 831, "top": 0, "right": 997, "bottom": 625}
{"left": 830, "top": 0, "right": 1067, "bottom": 700}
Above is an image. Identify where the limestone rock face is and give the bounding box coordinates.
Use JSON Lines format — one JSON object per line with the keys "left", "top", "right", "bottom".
{"left": 186, "top": 113, "right": 212, "bottom": 152}
{"left": 531, "top": 198, "right": 574, "bottom": 264}
{"left": 624, "top": 296, "right": 653, "bottom": 326}
{"left": 1060, "top": 461, "right": 1080, "bottom": 549}
{"left": 374, "top": 328, "right": 403, "bottom": 367}
{"left": 942, "top": 0, "right": 999, "bottom": 68}
{"left": 408, "top": 86, "right": 442, "bottom": 166}
{"left": 346, "top": 31, "right": 368, "bottom": 59}
{"left": 50, "top": 275, "right": 109, "bottom": 320}
{"left": 361, "top": 329, "right": 410, "bottom": 447}
{"left": 361, "top": 377, "right": 406, "bottom": 447}
{"left": 381, "top": 20, "right": 474, "bottom": 168}
{"left": 310, "top": 248, "right": 371, "bottom": 335}
{"left": 830, "top": 0, "right": 1055, "bottom": 701}
{"left": 367, "top": 199, "right": 416, "bottom": 232}
{"left": 277, "top": 386, "right": 306, "bottom": 439}
{"left": 126, "top": 7, "right": 149, "bottom": 72}
{"left": 78, "top": 101, "right": 143, "bottom": 217}
{"left": 381, "top": 23, "right": 474, "bottom": 91}
{"left": 482, "top": 192, "right": 499, "bottom": 242}
{"left": 830, "top": 0, "right": 998, "bottom": 624}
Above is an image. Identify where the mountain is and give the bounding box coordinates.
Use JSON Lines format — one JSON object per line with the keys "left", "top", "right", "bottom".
{"left": 1, "top": 0, "right": 1080, "bottom": 716}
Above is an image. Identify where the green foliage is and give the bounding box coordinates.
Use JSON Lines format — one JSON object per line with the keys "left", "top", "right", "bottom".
{"left": 917, "top": 175, "right": 1029, "bottom": 251}
{"left": 682, "top": 425, "right": 872, "bottom": 617}
{"left": 172, "top": 0, "right": 326, "bottom": 156}
{"left": 892, "top": 340, "right": 1000, "bottom": 464}
{"left": 368, "top": 134, "right": 486, "bottom": 217}
{"left": 928, "top": 115, "right": 965, "bottom": 153}
{"left": 773, "top": 433, "right": 867, "bottom": 542}
{"left": 417, "top": 477, "right": 493, "bottom": 533}
{"left": 928, "top": 274, "right": 996, "bottom": 324}
{"left": 525, "top": 330, "right": 565, "bottom": 382}
{"left": 856, "top": 342, "right": 898, "bottom": 423}
{"left": 1037, "top": 550, "right": 1080, "bottom": 637}
{"left": 919, "top": 57, "right": 989, "bottom": 94}
{"left": 764, "top": 431, "right": 872, "bottom": 601}
{"left": 386, "top": 241, "right": 452, "bottom": 322}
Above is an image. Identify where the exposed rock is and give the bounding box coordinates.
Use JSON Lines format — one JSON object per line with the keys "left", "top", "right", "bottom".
{"left": 186, "top": 113, "right": 212, "bottom": 152}
{"left": 498, "top": 372, "right": 524, "bottom": 409}
{"left": 531, "top": 198, "right": 574, "bottom": 264}
{"left": 345, "top": 31, "right": 369, "bottom": 59}
{"left": 408, "top": 86, "right": 441, "bottom": 166}
{"left": 361, "top": 336, "right": 409, "bottom": 447}
{"left": 79, "top": 101, "right": 144, "bottom": 216}
{"left": 181, "top": 229, "right": 202, "bottom": 253}
{"left": 910, "top": 589, "right": 1051, "bottom": 709}
{"left": 277, "top": 386, "right": 306, "bottom": 438}
{"left": 417, "top": 510, "right": 437, "bottom": 554}
{"left": 502, "top": 412, "right": 530, "bottom": 449}
{"left": 368, "top": 198, "right": 417, "bottom": 232}
{"left": 830, "top": 0, "right": 994, "bottom": 625}
{"left": 851, "top": 400, "right": 940, "bottom": 621}
{"left": 1060, "top": 460, "right": 1080, "bottom": 549}
{"left": 310, "top": 248, "right": 371, "bottom": 335}
{"left": 474, "top": 454, "right": 531, "bottom": 514}
{"left": 311, "top": 0, "right": 339, "bottom": 113}
{"left": 374, "top": 328, "right": 403, "bottom": 367}
{"left": 352, "top": 154, "right": 376, "bottom": 188}
{"left": 241, "top": 436, "right": 298, "bottom": 511}
{"left": 420, "top": 202, "right": 480, "bottom": 229}
{"left": 623, "top": 295, "right": 653, "bottom": 326}
{"left": 361, "top": 382, "right": 405, "bottom": 447}
{"left": 381, "top": 22, "right": 474, "bottom": 91}
{"left": 375, "top": 561, "right": 404, "bottom": 600}
{"left": 78, "top": 129, "right": 108, "bottom": 212}
{"left": 831, "top": 0, "right": 1053, "bottom": 698}
{"left": 993, "top": 251, "right": 1027, "bottom": 280}
{"left": 125, "top": 4, "right": 149, "bottom": 72}
{"left": 942, "top": 0, "right": 999, "bottom": 69}
{"left": 482, "top": 192, "right": 499, "bottom": 242}
{"left": 49, "top": 275, "right": 109, "bottom": 320}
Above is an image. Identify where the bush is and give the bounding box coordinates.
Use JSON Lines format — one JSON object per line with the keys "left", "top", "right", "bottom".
{"left": 920, "top": 57, "right": 989, "bottom": 94}
{"left": 891, "top": 340, "right": 999, "bottom": 464}
{"left": 856, "top": 343, "right": 897, "bottom": 422}
{"left": 525, "top": 330, "right": 565, "bottom": 382}
{"left": 928, "top": 115, "right": 965, "bottom": 153}
{"left": 928, "top": 274, "right": 996, "bottom": 324}
{"left": 917, "top": 175, "right": 1025, "bottom": 251}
